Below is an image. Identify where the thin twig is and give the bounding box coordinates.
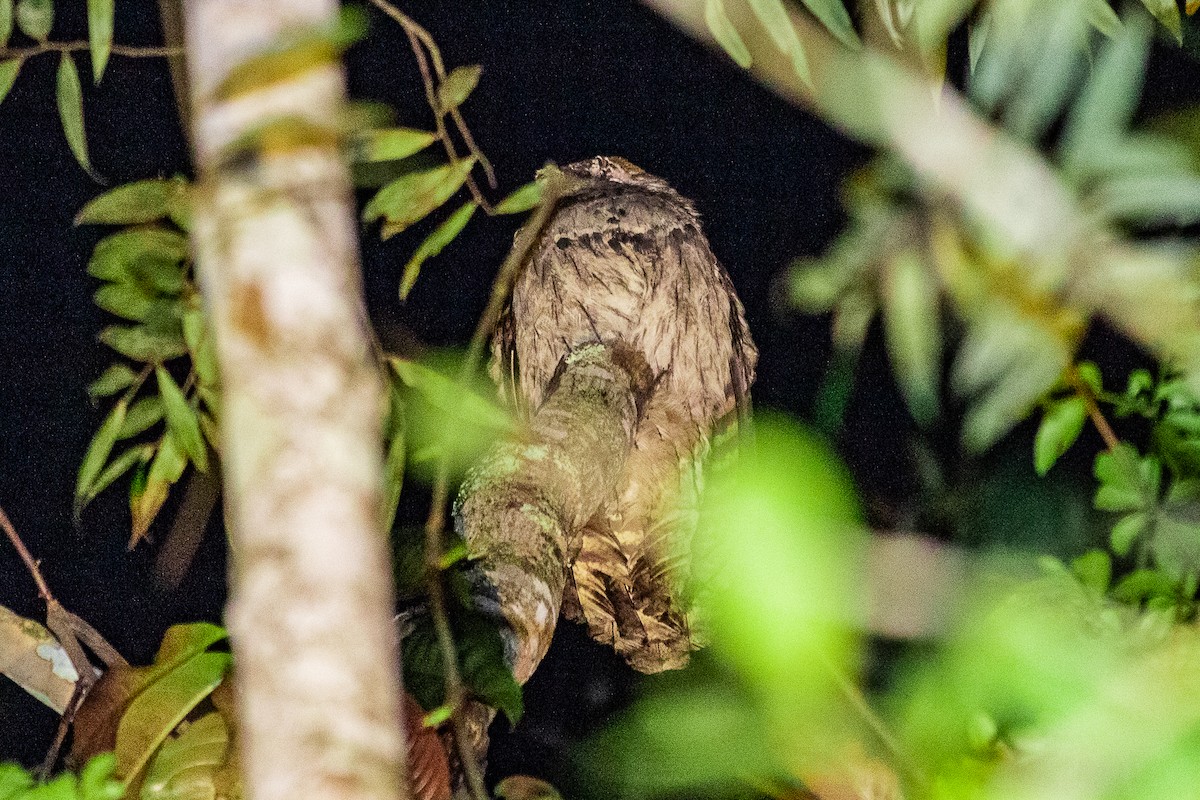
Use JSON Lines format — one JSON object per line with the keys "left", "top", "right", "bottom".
{"left": 0, "top": 41, "right": 181, "bottom": 60}
{"left": 0, "top": 504, "right": 54, "bottom": 601}
{"left": 367, "top": 0, "right": 495, "bottom": 210}
{"left": 1067, "top": 366, "right": 1120, "bottom": 452}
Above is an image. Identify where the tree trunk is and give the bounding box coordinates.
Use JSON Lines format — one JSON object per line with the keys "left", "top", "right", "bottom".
{"left": 182, "top": 3, "right": 409, "bottom": 800}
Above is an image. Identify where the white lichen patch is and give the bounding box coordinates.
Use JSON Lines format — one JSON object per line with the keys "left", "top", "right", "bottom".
{"left": 522, "top": 444, "right": 549, "bottom": 461}
{"left": 519, "top": 503, "right": 558, "bottom": 536}
{"left": 37, "top": 643, "right": 79, "bottom": 682}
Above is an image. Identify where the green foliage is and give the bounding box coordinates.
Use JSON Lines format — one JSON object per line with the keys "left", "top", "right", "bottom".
{"left": 0, "top": 755, "right": 122, "bottom": 800}
{"left": 0, "top": 59, "right": 20, "bottom": 105}
{"left": 86, "top": 0, "right": 114, "bottom": 84}
{"left": 363, "top": 158, "right": 477, "bottom": 239}
{"left": 56, "top": 53, "right": 97, "bottom": 179}
{"left": 704, "top": 0, "right": 752, "bottom": 68}
{"left": 435, "top": 65, "right": 481, "bottom": 114}
{"left": 15, "top": 0, "right": 51, "bottom": 42}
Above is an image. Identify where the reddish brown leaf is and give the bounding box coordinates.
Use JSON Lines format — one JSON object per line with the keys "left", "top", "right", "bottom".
{"left": 404, "top": 692, "right": 451, "bottom": 800}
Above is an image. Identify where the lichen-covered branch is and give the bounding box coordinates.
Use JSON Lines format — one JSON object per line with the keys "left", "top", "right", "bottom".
{"left": 182, "top": 3, "right": 408, "bottom": 800}
{"left": 455, "top": 343, "right": 650, "bottom": 684}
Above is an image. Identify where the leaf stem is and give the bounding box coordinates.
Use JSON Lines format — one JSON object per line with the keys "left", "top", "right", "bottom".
{"left": 1067, "top": 365, "right": 1120, "bottom": 452}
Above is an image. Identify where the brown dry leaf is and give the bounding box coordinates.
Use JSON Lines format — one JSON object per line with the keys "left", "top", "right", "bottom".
{"left": 404, "top": 692, "right": 451, "bottom": 800}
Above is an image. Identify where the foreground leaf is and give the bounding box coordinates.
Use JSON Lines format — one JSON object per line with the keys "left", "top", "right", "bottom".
{"left": 352, "top": 127, "right": 437, "bottom": 163}
{"left": 130, "top": 434, "right": 188, "bottom": 545}
{"left": 87, "top": 363, "right": 138, "bottom": 399}
{"left": 0, "top": 0, "right": 12, "bottom": 48}
{"left": 15, "top": 0, "right": 51, "bottom": 41}
{"left": 436, "top": 65, "right": 481, "bottom": 113}
{"left": 705, "top": 0, "right": 753, "bottom": 67}
{"left": 156, "top": 367, "right": 209, "bottom": 472}
{"left": 1034, "top": 395, "right": 1087, "bottom": 476}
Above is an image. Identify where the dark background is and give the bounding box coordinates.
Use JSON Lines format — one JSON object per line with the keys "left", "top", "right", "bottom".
{"left": 0, "top": 1, "right": 1196, "bottom": 793}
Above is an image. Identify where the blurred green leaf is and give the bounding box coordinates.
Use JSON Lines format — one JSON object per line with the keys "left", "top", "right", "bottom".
{"left": 587, "top": 685, "right": 776, "bottom": 798}
{"left": 1090, "top": 172, "right": 1200, "bottom": 227}
{"left": 390, "top": 358, "right": 512, "bottom": 434}
{"left": 1111, "top": 510, "right": 1151, "bottom": 556}
{"left": 493, "top": 181, "right": 542, "bottom": 215}
{"left": 1087, "top": 0, "right": 1123, "bottom": 37}
{"left": 78, "top": 753, "right": 122, "bottom": 800}
{"left": 436, "top": 64, "right": 481, "bottom": 113}
{"left": 118, "top": 396, "right": 164, "bottom": 439}
{"left": 747, "top": 0, "right": 812, "bottom": 86}
{"left": 1071, "top": 548, "right": 1112, "bottom": 592}
{"left": 383, "top": 382, "right": 405, "bottom": 533}
{"left": 93, "top": 283, "right": 168, "bottom": 323}
{"left": 213, "top": 6, "right": 366, "bottom": 99}
{"left": 57, "top": 53, "right": 98, "bottom": 178}
{"left": 100, "top": 325, "right": 187, "bottom": 363}
{"left": 400, "top": 201, "right": 477, "bottom": 300}
{"left": 695, "top": 414, "right": 862, "bottom": 748}
{"left": 882, "top": 250, "right": 940, "bottom": 425}
{"left": 86, "top": 0, "right": 113, "bottom": 83}
{"left": 1095, "top": 443, "right": 1158, "bottom": 512}
{"left": 75, "top": 399, "right": 127, "bottom": 515}
{"left": 352, "top": 127, "right": 437, "bottom": 163}
{"left": 76, "top": 178, "right": 187, "bottom": 226}
{"left": 0, "top": 58, "right": 20, "bottom": 105}
{"left": 1141, "top": 0, "right": 1182, "bottom": 42}
{"left": 494, "top": 776, "right": 563, "bottom": 800}
{"left": 156, "top": 367, "right": 208, "bottom": 472}
{"left": 363, "top": 158, "right": 476, "bottom": 238}
{"left": 139, "top": 711, "right": 228, "bottom": 800}
{"left": 0, "top": 0, "right": 12, "bottom": 48}
{"left": 1060, "top": 11, "right": 1152, "bottom": 181}
{"left": 1001, "top": 1, "right": 1089, "bottom": 142}
{"left": 705, "top": 0, "right": 752, "bottom": 67}
{"left": 15, "top": 0, "right": 51, "bottom": 41}
{"left": 1034, "top": 396, "right": 1087, "bottom": 476}
{"left": 87, "top": 363, "right": 137, "bottom": 399}
{"left": 182, "top": 305, "right": 218, "bottom": 392}
{"left": 1112, "top": 567, "right": 1178, "bottom": 603}
{"left": 799, "top": 0, "right": 859, "bottom": 48}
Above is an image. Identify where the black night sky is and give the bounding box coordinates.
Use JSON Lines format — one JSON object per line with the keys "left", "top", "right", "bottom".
{"left": 1, "top": 0, "right": 1196, "bottom": 792}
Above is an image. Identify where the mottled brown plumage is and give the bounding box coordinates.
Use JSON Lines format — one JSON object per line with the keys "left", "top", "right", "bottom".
{"left": 491, "top": 156, "right": 757, "bottom": 672}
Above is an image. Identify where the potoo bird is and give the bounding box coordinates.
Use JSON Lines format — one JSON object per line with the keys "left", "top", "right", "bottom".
{"left": 491, "top": 156, "right": 757, "bottom": 672}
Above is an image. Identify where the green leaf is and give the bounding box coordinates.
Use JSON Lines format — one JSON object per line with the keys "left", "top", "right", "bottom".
{"left": 1060, "top": 11, "right": 1152, "bottom": 181}
{"left": 493, "top": 181, "right": 542, "bottom": 215}
{"left": 87, "top": 0, "right": 113, "bottom": 83}
{"left": 0, "top": 762, "right": 34, "bottom": 797}
{"left": 183, "top": 305, "right": 219, "bottom": 391}
{"left": 400, "top": 201, "right": 477, "bottom": 300}
{"left": 1086, "top": 0, "right": 1122, "bottom": 38}
{"left": 79, "top": 444, "right": 154, "bottom": 509}
{"left": 390, "top": 358, "right": 512, "bottom": 433}
{"left": 56, "top": 52, "right": 98, "bottom": 179}
{"left": 75, "top": 400, "right": 127, "bottom": 515}
{"left": 363, "top": 158, "right": 476, "bottom": 238}
{"left": 118, "top": 396, "right": 165, "bottom": 439}
{"left": 747, "top": 0, "right": 812, "bottom": 86}
{"left": 383, "top": 384, "right": 406, "bottom": 534}
{"left": 882, "top": 250, "right": 940, "bottom": 425}
{"left": 89, "top": 227, "right": 188, "bottom": 293}
{"left": 436, "top": 64, "right": 482, "bottom": 113}
{"left": 1111, "top": 510, "right": 1151, "bottom": 556}
{"left": 78, "top": 753, "right": 122, "bottom": 800}
{"left": 1091, "top": 172, "right": 1200, "bottom": 227}
{"left": 1141, "top": 0, "right": 1182, "bottom": 42}
{"left": 87, "top": 363, "right": 137, "bottom": 399}
{"left": 1094, "top": 443, "right": 1157, "bottom": 512}
{"left": 213, "top": 6, "right": 366, "bottom": 99}
{"left": 15, "top": 0, "right": 51, "bottom": 41}
{"left": 351, "top": 127, "right": 437, "bottom": 163}
{"left": 93, "top": 283, "right": 163, "bottom": 322}
{"left": 0, "top": 0, "right": 12, "bottom": 48}
{"left": 100, "top": 324, "right": 187, "bottom": 363}
{"left": 114, "top": 652, "right": 231, "bottom": 783}
{"left": 139, "top": 711, "right": 228, "bottom": 800}
{"left": 1034, "top": 396, "right": 1087, "bottom": 476}
{"left": 157, "top": 366, "right": 209, "bottom": 472}
{"left": 1076, "top": 361, "right": 1103, "bottom": 394}
{"left": 705, "top": 0, "right": 753, "bottom": 67}
{"left": 1112, "top": 567, "right": 1178, "bottom": 603}
{"left": 76, "top": 178, "right": 188, "bottom": 225}
{"left": 798, "top": 0, "right": 860, "bottom": 49}
{"left": 1070, "top": 549, "right": 1112, "bottom": 592}
{"left": 0, "top": 58, "right": 20, "bottom": 105}
{"left": 130, "top": 433, "right": 187, "bottom": 544}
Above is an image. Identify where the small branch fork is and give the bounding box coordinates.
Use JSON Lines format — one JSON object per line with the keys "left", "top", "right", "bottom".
{"left": 1066, "top": 365, "right": 1121, "bottom": 452}
{"left": 366, "top": 0, "right": 497, "bottom": 213}
{"left": 0, "top": 504, "right": 126, "bottom": 776}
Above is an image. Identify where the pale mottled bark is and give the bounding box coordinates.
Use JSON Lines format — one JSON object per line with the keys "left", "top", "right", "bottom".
{"left": 182, "top": 3, "right": 408, "bottom": 800}
{"left": 456, "top": 343, "right": 649, "bottom": 684}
